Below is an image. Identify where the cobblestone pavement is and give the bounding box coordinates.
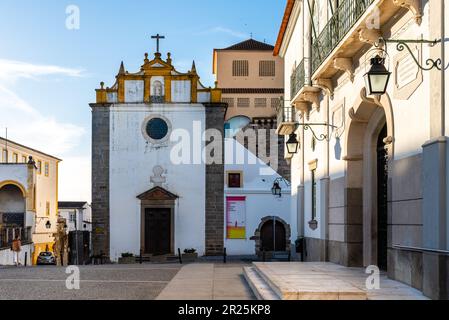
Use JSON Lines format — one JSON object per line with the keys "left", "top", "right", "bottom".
{"left": 0, "top": 264, "right": 181, "bottom": 300}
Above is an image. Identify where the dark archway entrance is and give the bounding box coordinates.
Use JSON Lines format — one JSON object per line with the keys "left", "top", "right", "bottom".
{"left": 376, "top": 124, "right": 388, "bottom": 271}
{"left": 260, "top": 219, "right": 287, "bottom": 252}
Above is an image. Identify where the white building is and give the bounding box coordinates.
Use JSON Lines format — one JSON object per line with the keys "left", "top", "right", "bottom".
{"left": 58, "top": 202, "right": 92, "bottom": 233}
{"left": 274, "top": 0, "right": 448, "bottom": 299}
{"left": 0, "top": 137, "right": 61, "bottom": 265}
{"left": 224, "top": 138, "right": 291, "bottom": 256}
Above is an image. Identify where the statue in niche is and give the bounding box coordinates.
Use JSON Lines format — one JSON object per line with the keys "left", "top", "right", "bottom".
{"left": 151, "top": 80, "right": 164, "bottom": 103}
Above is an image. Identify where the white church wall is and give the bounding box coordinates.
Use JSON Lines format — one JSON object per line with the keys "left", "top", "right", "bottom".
{"left": 108, "top": 104, "right": 206, "bottom": 261}
{"left": 224, "top": 139, "right": 291, "bottom": 255}
{"left": 171, "top": 80, "right": 191, "bottom": 103}
{"left": 124, "top": 80, "right": 144, "bottom": 103}
{"left": 197, "top": 92, "right": 211, "bottom": 103}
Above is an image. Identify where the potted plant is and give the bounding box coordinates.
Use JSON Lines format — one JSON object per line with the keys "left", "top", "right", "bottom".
{"left": 118, "top": 252, "right": 136, "bottom": 264}
{"left": 181, "top": 248, "right": 198, "bottom": 262}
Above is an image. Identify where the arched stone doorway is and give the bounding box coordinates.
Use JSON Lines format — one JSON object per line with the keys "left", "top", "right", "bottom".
{"left": 253, "top": 216, "right": 291, "bottom": 257}
{"left": 0, "top": 183, "right": 26, "bottom": 219}
{"left": 343, "top": 89, "right": 394, "bottom": 268}
{"left": 0, "top": 182, "right": 27, "bottom": 245}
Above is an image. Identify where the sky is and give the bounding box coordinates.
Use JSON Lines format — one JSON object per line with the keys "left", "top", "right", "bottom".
{"left": 0, "top": 0, "right": 285, "bottom": 202}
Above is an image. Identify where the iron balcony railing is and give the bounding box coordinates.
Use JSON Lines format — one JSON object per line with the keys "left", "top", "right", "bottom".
{"left": 276, "top": 101, "right": 295, "bottom": 126}
{"left": 311, "top": 0, "right": 375, "bottom": 74}
{"left": 290, "top": 58, "right": 310, "bottom": 100}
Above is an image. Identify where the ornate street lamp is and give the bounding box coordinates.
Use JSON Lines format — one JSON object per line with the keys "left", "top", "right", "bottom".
{"left": 366, "top": 37, "right": 443, "bottom": 96}
{"left": 364, "top": 55, "right": 391, "bottom": 95}
{"left": 45, "top": 220, "right": 52, "bottom": 229}
{"left": 286, "top": 133, "right": 300, "bottom": 154}
{"left": 271, "top": 181, "right": 282, "bottom": 197}
{"left": 271, "top": 178, "right": 291, "bottom": 198}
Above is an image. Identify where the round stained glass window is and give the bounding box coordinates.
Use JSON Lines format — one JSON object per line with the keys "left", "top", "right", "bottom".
{"left": 146, "top": 118, "right": 169, "bottom": 141}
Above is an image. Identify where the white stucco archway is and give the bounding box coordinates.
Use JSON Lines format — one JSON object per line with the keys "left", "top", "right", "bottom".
{"left": 344, "top": 88, "right": 395, "bottom": 267}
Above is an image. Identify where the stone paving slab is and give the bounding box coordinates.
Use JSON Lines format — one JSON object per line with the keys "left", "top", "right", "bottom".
{"left": 156, "top": 263, "right": 255, "bottom": 300}
{"left": 252, "top": 262, "right": 428, "bottom": 300}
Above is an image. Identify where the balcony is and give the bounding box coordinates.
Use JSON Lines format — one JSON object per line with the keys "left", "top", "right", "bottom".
{"left": 291, "top": 59, "right": 307, "bottom": 100}
{"left": 276, "top": 103, "right": 297, "bottom": 136}
{"left": 312, "top": 0, "right": 375, "bottom": 74}
{"left": 310, "top": 0, "right": 413, "bottom": 81}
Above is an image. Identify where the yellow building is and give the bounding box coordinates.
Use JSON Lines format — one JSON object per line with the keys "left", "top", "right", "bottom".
{"left": 213, "top": 38, "right": 284, "bottom": 126}
{"left": 0, "top": 137, "right": 61, "bottom": 265}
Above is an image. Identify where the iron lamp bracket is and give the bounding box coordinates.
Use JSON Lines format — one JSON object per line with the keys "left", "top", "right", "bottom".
{"left": 376, "top": 37, "right": 443, "bottom": 71}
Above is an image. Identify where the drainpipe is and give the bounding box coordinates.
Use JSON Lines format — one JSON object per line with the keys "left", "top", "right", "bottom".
{"left": 441, "top": 0, "right": 446, "bottom": 138}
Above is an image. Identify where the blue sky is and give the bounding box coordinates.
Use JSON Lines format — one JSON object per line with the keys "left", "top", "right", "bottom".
{"left": 0, "top": 0, "right": 285, "bottom": 201}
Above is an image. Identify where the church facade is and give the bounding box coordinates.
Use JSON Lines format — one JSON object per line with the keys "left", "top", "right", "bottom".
{"left": 91, "top": 49, "right": 226, "bottom": 261}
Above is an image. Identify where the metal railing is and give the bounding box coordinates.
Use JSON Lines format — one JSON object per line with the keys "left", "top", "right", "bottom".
{"left": 276, "top": 101, "right": 295, "bottom": 126}
{"left": 290, "top": 58, "right": 310, "bottom": 100}
{"left": 311, "top": 0, "right": 375, "bottom": 74}
{"left": 0, "top": 226, "right": 32, "bottom": 249}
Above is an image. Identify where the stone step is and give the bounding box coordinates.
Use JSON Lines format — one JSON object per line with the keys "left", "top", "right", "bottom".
{"left": 252, "top": 262, "right": 368, "bottom": 300}
{"left": 243, "top": 266, "right": 280, "bottom": 300}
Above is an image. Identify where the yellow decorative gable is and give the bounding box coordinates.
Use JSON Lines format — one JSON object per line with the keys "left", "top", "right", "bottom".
{"left": 96, "top": 51, "right": 221, "bottom": 104}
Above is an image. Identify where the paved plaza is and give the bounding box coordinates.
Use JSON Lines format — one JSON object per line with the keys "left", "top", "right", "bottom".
{"left": 0, "top": 264, "right": 181, "bottom": 300}
{"left": 0, "top": 262, "right": 430, "bottom": 300}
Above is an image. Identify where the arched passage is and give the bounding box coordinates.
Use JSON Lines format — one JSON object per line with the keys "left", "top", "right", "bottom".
{"left": 253, "top": 216, "right": 291, "bottom": 256}
{"left": 342, "top": 89, "right": 395, "bottom": 268}
{"left": 0, "top": 182, "right": 27, "bottom": 245}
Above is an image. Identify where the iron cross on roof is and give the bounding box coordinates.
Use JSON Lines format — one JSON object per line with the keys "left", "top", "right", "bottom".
{"left": 151, "top": 34, "right": 165, "bottom": 53}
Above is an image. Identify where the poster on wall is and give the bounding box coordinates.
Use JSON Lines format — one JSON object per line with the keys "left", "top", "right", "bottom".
{"left": 226, "top": 196, "right": 246, "bottom": 239}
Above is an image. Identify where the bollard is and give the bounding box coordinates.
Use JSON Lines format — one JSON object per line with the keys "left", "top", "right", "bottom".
{"left": 223, "top": 247, "right": 227, "bottom": 264}
{"left": 24, "top": 252, "right": 28, "bottom": 267}
{"left": 140, "top": 249, "right": 143, "bottom": 264}
{"left": 178, "top": 248, "right": 183, "bottom": 264}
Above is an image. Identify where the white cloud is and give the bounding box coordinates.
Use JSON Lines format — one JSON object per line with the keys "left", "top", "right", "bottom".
{"left": 0, "top": 59, "right": 85, "bottom": 83}
{"left": 196, "top": 27, "right": 248, "bottom": 39}
{"left": 58, "top": 156, "right": 91, "bottom": 202}
{"left": 0, "top": 59, "right": 89, "bottom": 201}
{"left": 0, "top": 86, "right": 85, "bottom": 156}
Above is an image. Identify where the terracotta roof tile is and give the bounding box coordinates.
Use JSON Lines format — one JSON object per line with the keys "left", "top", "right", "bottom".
{"left": 221, "top": 39, "right": 274, "bottom": 51}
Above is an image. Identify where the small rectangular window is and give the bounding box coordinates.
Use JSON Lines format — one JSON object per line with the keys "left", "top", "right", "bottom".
{"left": 37, "top": 160, "right": 42, "bottom": 174}
{"left": 311, "top": 169, "right": 317, "bottom": 221}
{"left": 45, "top": 162, "right": 49, "bottom": 177}
{"left": 255, "top": 98, "right": 267, "bottom": 108}
{"left": 22, "top": 155, "right": 28, "bottom": 163}
{"left": 222, "top": 98, "right": 234, "bottom": 108}
{"left": 232, "top": 60, "right": 249, "bottom": 77}
{"left": 12, "top": 153, "right": 18, "bottom": 163}
{"left": 271, "top": 98, "right": 280, "bottom": 109}
{"left": 259, "top": 60, "right": 276, "bottom": 77}
{"left": 46, "top": 202, "right": 50, "bottom": 217}
{"left": 70, "top": 211, "right": 76, "bottom": 222}
{"left": 237, "top": 98, "right": 250, "bottom": 108}
{"left": 227, "top": 172, "right": 242, "bottom": 188}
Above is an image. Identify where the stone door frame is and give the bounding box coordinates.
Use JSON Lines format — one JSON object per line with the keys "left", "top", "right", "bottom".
{"left": 140, "top": 201, "right": 175, "bottom": 255}
{"left": 137, "top": 187, "right": 179, "bottom": 255}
